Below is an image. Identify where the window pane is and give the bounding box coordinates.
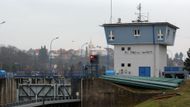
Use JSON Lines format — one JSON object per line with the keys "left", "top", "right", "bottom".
{"left": 128, "top": 63, "right": 131, "bottom": 67}
{"left": 121, "top": 63, "right": 125, "bottom": 67}
{"left": 121, "top": 47, "right": 125, "bottom": 51}
{"left": 127, "top": 47, "right": 131, "bottom": 51}
{"left": 138, "top": 30, "right": 140, "bottom": 35}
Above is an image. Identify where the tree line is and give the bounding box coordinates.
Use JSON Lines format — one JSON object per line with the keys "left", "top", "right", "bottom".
{"left": 0, "top": 45, "right": 114, "bottom": 75}
{"left": 0, "top": 46, "right": 32, "bottom": 72}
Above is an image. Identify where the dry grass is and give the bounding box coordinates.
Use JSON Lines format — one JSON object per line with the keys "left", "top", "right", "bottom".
{"left": 135, "top": 80, "right": 190, "bottom": 107}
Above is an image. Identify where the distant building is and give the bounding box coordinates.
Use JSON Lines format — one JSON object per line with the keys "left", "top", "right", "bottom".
{"left": 87, "top": 41, "right": 107, "bottom": 56}
{"left": 102, "top": 5, "right": 179, "bottom": 77}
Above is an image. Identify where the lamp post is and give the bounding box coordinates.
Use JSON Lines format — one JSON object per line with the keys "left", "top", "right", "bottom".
{"left": 0, "top": 21, "right": 5, "bottom": 70}
{"left": 80, "top": 42, "right": 88, "bottom": 57}
{"left": 80, "top": 42, "right": 88, "bottom": 70}
{"left": 80, "top": 42, "right": 88, "bottom": 107}
{"left": 49, "top": 36, "right": 59, "bottom": 73}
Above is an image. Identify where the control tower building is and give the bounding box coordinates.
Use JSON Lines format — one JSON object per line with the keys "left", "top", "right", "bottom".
{"left": 102, "top": 5, "right": 179, "bottom": 77}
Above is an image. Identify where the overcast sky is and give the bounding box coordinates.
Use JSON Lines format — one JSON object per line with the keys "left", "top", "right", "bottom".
{"left": 0, "top": 0, "right": 189, "bottom": 57}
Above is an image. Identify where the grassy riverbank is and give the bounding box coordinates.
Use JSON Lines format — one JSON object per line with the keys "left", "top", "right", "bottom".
{"left": 136, "top": 80, "right": 190, "bottom": 107}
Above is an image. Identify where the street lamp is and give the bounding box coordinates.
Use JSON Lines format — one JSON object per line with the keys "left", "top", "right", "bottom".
{"left": 80, "top": 42, "right": 88, "bottom": 57}
{"left": 80, "top": 42, "right": 88, "bottom": 107}
{"left": 49, "top": 36, "right": 59, "bottom": 73}
{"left": 0, "top": 21, "right": 5, "bottom": 70}
{"left": 50, "top": 36, "right": 59, "bottom": 53}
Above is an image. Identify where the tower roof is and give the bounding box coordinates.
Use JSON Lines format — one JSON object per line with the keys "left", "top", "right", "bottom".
{"left": 102, "top": 22, "right": 179, "bottom": 29}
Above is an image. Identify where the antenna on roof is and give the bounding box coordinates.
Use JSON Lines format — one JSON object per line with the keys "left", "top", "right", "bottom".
{"left": 110, "top": 0, "right": 113, "bottom": 23}
{"left": 137, "top": 3, "right": 142, "bottom": 22}
{"left": 147, "top": 12, "right": 149, "bottom": 22}
{"left": 132, "top": 3, "right": 149, "bottom": 23}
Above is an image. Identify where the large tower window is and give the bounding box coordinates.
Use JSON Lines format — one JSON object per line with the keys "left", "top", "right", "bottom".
{"left": 133, "top": 29, "right": 140, "bottom": 36}
{"left": 108, "top": 30, "right": 115, "bottom": 41}
{"left": 157, "top": 29, "right": 164, "bottom": 40}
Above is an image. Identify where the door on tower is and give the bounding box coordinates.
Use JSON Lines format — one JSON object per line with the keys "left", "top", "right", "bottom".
{"left": 139, "top": 67, "right": 151, "bottom": 77}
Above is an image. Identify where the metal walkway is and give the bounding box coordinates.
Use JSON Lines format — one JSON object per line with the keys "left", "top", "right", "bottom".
{"left": 5, "top": 97, "right": 80, "bottom": 107}
{"left": 100, "top": 75, "right": 184, "bottom": 89}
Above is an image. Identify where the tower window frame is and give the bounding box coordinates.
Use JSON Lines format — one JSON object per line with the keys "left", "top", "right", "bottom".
{"left": 108, "top": 30, "right": 115, "bottom": 41}
{"left": 157, "top": 29, "right": 164, "bottom": 40}
{"left": 133, "top": 28, "right": 140, "bottom": 37}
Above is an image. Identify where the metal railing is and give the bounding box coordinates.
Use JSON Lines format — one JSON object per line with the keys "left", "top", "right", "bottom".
{"left": 5, "top": 96, "right": 80, "bottom": 107}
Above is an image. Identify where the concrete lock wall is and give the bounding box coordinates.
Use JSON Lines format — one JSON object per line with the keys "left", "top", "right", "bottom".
{"left": 0, "top": 78, "right": 16, "bottom": 106}
{"left": 82, "top": 78, "right": 160, "bottom": 107}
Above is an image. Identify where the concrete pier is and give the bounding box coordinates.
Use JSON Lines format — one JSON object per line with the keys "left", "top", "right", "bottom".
{"left": 82, "top": 78, "right": 161, "bottom": 107}
{"left": 0, "top": 78, "right": 16, "bottom": 107}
